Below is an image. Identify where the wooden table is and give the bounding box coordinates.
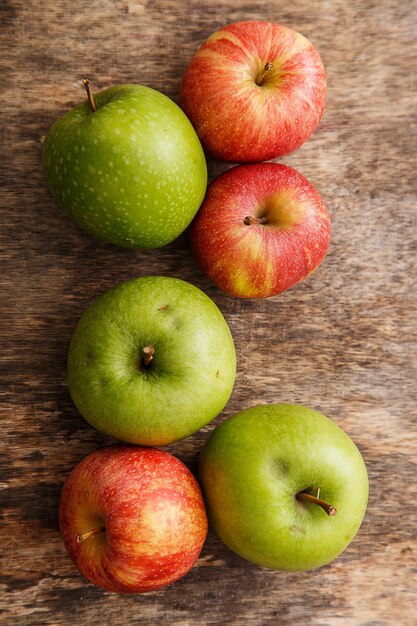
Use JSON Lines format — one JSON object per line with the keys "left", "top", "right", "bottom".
{"left": 2, "top": 1, "right": 416, "bottom": 624}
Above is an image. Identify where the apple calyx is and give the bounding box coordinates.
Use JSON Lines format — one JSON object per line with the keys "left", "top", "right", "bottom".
{"left": 243, "top": 216, "right": 267, "bottom": 226}
{"left": 255, "top": 63, "right": 273, "bottom": 87}
{"left": 82, "top": 78, "right": 97, "bottom": 113}
{"left": 296, "top": 491, "right": 337, "bottom": 516}
{"left": 142, "top": 345, "right": 155, "bottom": 369}
{"left": 76, "top": 526, "right": 106, "bottom": 543}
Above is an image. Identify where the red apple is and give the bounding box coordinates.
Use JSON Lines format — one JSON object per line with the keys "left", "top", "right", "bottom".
{"left": 180, "top": 20, "right": 326, "bottom": 162}
{"left": 59, "top": 446, "right": 208, "bottom": 593}
{"left": 189, "top": 163, "right": 331, "bottom": 298}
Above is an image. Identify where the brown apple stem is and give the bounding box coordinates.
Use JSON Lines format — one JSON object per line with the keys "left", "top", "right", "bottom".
{"left": 82, "top": 78, "right": 97, "bottom": 112}
{"left": 296, "top": 491, "right": 337, "bottom": 516}
{"left": 256, "top": 62, "right": 273, "bottom": 86}
{"left": 142, "top": 345, "right": 155, "bottom": 368}
{"left": 243, "top": 216, "right": 267, "bottom": 226}
{"left": 76, "top": 526, "right": 106, "bottom": 543}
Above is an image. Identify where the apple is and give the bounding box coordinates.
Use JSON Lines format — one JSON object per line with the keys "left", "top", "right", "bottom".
{"left": 59, "top": 445, "right": 208, "bottom": 593}
{"left": 42, "top": 81, "right": 207, "bottom": 248}
{"left": 67, "top": 276, "right": 236, "bottom": 445}
{"left": 189, "top": 163, "right": 331, "bottom": 298}
{"left": 180, "top": 20, "right": 326, "bottom": 162}
{"left": 199, "top": 403, "right": 368, "bottom": 571}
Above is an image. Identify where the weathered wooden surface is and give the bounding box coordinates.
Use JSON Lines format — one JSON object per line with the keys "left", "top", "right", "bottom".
{"left": 1, "top": 0, "right": 416, "bottom": 624}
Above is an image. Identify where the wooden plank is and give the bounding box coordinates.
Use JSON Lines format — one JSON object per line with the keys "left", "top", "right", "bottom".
{"left": 1, "top": 0, "right": 416, "bottom": 624}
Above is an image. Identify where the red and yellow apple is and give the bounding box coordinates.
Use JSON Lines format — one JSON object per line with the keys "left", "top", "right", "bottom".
{"left": 59, "top": 446, "right": 208, "bottom": 593}
{"left": 189, "top": 163, "right": 331, "bottom": 298}
{"left": 180, "top": 20, "right": 326, "bottom": 162}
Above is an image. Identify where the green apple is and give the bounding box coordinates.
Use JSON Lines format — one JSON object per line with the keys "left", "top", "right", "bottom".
{"left": 67, "top": 276, "right": 236, "bottom": 445}
{"left": 199, "top": 403, "right": 368, "bottom": 570}
{"left": 42, "top": 81, "right": 207, "bottom": 248}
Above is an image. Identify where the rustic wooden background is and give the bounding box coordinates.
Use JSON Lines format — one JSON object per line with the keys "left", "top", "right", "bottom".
{"left": 1, "top": 0, "right": 416, "bottom": 624}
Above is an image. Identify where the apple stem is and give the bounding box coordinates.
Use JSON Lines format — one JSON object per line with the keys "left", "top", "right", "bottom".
{"left": 243, "top": 216, "right": 267, "bottom": 226}
{"left": 82, "top": 78, "right": 97, "bottom": 112}
{"left": 296, "top": 491, "right": 337, "bottom": 516}
{"left": 256, "top": 63, "right": 273, "bottom": 86}
{"left": 142, "top": 345, "right": 155, "bottom": 368}
{"left": 76, "top": 526, "right": 106, "bottom": 543}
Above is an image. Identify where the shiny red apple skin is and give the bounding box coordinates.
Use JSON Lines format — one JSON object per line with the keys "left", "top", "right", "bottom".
{"left": 180, "top": 20, "right": 326, "bottom": 162}
{"left": 189, "top": 163, "right": 331, "bottom": 299}
{"left": 59, "top": 446, "right": 208, "bottom": 593}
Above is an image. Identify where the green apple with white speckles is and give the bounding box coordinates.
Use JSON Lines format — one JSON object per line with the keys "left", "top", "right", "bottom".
{"left": 42, "top": 82, "right": 207, "bottom": 248}
{"left": 67, "top": 276, "right": 236, "bottom": 445}
{"left": 200, "top": 403, "right": 368, "bottom": 570}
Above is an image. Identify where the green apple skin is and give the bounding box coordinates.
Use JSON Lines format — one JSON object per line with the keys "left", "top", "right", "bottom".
{"left": 199, "top": 404, "right": 368, "bottom": 571}
{"left": 67, "top": 276, "right": 236, "bottom": 445}
{"left": 42, "top": 85, "right": 207, "bottom": 248}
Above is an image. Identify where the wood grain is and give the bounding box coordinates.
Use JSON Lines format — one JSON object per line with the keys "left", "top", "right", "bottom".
{"left": 1, "top": 0, "right": 416, "bottom": 624}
